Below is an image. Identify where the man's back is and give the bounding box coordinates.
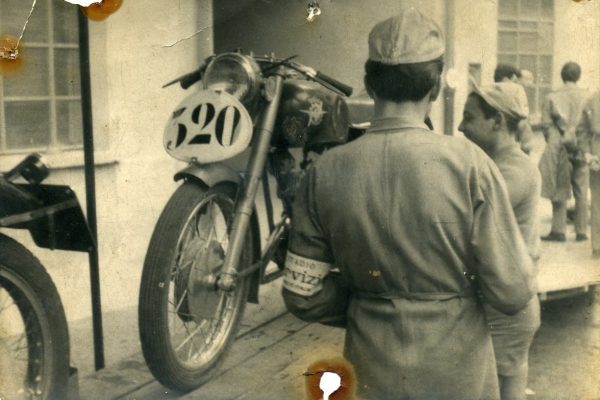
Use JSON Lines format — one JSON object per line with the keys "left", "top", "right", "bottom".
{"left": 315, "top": 122, "right": 526, "bottom": 298}
{"left": 544, "top": 86, "right": 589, "bottom": 132}
{"left": 288, "top": 118, "right": 535, "bottom": 399}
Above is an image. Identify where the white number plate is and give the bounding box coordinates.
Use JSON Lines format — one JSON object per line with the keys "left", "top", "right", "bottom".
{"left": 163, "top": 90, "right": 253, "bottom": 163}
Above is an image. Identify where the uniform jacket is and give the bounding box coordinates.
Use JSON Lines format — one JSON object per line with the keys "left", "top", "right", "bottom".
{"left": 483, "top": 142, "right": 542, "bottom": 375}
{"left": 493, "top": 143, "right": 542, "bottom": 262}
{"left": 283, "top": 117, "right": 536, "bottom": 400}
{"left": 539, "top": 85, "right": 589, "bottom": 201}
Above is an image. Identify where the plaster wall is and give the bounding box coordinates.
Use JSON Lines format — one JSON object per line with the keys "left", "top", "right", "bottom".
{"left": 5, "top": 0, "right": 214, "bottom": 322}
{"left": 552, "top": 0, "right": 600, "bottom": 92}
{"left": 449, "top": 0, "right": 498, "bottom": 135}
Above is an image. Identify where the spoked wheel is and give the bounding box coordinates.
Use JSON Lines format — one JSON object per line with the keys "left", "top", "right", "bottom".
{"left": 0, "top": 234, "right": 70, "bottom": 400}
{"left": 139, "top": 182, "right": 253, "bottom": 392}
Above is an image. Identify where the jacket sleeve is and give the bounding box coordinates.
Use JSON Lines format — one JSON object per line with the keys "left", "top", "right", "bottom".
{"left": 470, "top": 157, "right": 536, "bottom": 315}
{"left": 281, "top": 165, "right": 350, "bottom": 327}
{"left": 541, "top": 95, "right": 553, "bottom": 139}
{"left": 576, "top": 95, "right": 594, "bottom": 154}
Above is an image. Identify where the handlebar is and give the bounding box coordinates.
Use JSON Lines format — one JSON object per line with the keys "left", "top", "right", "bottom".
{"left": 179, "top": 69, "right": 203, "bottom": 89}
{"left": 164, "top": 54, "right": 354, "bottom": 97}
{"left": 285, "top": 60, "right": 353, "bottom": 97}
{"left": 314, "top": 71, "right": 353, "bottom": 97}
{"left": 162, "top": 69, "right": 203, "bottom": 89}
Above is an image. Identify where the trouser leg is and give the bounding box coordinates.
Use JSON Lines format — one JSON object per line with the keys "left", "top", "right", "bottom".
{"left": 572, "top": 164, "right": 590, "bottom": 235}
{"left": 499, "top": 373, "right": 528, "bottom": 400}
{"left": 590, "top": 171, "right": 600, "bottom": 253}
{"left": 551, "top": 201, "right": 567, "bottom": 234}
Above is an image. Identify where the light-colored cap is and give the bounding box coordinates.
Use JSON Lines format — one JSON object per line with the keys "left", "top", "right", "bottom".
{"left": 472, "top": 82, "right": 528, "bottom": 120}
{"left": 368, "top": 8, "right": 445, "bottom": 65}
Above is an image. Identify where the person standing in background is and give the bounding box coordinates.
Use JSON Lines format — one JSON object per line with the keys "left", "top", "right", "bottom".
{"left": 459, "top": 83, "right": 541, "bottom": 400}
{"left": 519, "top": 69, "right": 542, "bottom": 125}
{"left": 539, "top": 62, "right": 589, "bottom": 242}
{"left": 576, "top": 91, "right": 600, "bottom": 257}
{"left": 494, "top": 64, "right": 534, "bottom": 154}
{"left": 520, "top": 69, "right": 535, "bottom": 89}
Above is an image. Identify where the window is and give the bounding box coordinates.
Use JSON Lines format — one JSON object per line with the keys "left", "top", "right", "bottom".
{"left": 0, "top": 0, "right": 82, "bottom": 154}
{"left": 497, "top": 0, "right": 554, "bottom": 116}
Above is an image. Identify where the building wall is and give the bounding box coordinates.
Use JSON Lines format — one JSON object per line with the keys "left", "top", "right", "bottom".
{"left": 446, "top": 0, "right": 600, "bottom": 135}
{"left": 449, "top": 0, "right": 498, "bottom": 135}
{"left": 3, "top": 0, "right": 214, "bottom": 322}
{"left": 552, "top": 0, "right": 600, "bottom": 91}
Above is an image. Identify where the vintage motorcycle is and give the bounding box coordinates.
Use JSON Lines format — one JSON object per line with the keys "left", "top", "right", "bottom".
{"left": 0, "top": 154, "right": 93, "bottom": 399}
{"left": 138, "top": 51, "right": 364, "bottom": 392}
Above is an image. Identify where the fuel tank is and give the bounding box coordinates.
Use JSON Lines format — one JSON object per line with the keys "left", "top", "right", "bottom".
{"left": 274, "top": 79, "right": 349, "bottom": 150}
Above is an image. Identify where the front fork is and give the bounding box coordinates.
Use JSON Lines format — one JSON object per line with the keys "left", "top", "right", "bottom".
{"left": 217, "top": 75, "right": 284, "bottom": 292}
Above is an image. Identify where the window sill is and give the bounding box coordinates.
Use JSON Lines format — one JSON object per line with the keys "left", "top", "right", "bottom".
{"left": 0, "top": 150, "right": 118, "bottom": 170}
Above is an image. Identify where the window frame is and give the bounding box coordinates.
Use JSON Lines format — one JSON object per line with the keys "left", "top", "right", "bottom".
{"left": 0, "top": 0, "right": 83, "bottom": 155}
{"left": 497, "top": 0, "right": 554, "bottom": 116}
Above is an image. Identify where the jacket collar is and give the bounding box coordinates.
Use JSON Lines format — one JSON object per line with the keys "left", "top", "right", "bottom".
{"left": 367, "top": 117, "right": 431, "bottom": 134}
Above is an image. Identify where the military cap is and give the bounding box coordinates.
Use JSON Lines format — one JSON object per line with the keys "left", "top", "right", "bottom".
{"left": 368, "top": 7, "right": 445, "bottom": 65}
{"left": 472, "top": 82, "right": 528, "bottom": 120}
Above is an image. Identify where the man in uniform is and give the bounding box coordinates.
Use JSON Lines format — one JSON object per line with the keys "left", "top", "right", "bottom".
{"left": 459, "top": 83, "right": 541, "bottom": 400}
{"left": 539, "top": 62, "right": 589, "bottom": 242}
{"left": 281, "top": 8, "right": 536, "bottom": 400}
{"left": 576, "top": 91, "right": 600, "bottom": 257}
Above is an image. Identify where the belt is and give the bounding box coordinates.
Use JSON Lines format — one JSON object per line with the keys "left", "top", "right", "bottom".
{"left": 354, "top": 287, "right": 474, "bottom": 301}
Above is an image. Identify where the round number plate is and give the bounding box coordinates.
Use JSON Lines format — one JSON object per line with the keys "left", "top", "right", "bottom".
{"left": 164, "top": 90, "right": 253, "bottom": 163}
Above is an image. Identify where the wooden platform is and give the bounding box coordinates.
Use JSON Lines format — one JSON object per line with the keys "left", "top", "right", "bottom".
{"left": 77, "top": 281, "right": 347, "bottom": 400}
{"left": 537, "top": 238, "right": 600, "bottom": 299}
{"left": 78, "top": 206, "right": 600, "bottom": 399}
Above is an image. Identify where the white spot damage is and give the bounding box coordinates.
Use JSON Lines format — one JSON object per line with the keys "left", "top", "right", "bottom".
{"left": 320, "top": 371, "right": 341, "bottom": 400}
{"left": 306, "top": 2, "right": 322, "bottom": 22}
{"left": 62, "top": 0, "right": 101, "bottom": 6}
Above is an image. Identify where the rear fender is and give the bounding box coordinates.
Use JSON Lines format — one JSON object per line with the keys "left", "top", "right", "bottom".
{"left": 174, "top": 163, "right": 262, "bottom": 304}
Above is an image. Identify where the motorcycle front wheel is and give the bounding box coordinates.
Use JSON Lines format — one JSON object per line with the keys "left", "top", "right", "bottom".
{"left": 139, "top": 182, "right": 253, "bottom": 392}
{"left": 0, "top": 234, "right": 70, "bottom": 400}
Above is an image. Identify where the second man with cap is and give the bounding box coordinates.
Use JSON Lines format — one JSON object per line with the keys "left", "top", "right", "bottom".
{"left": 460, "top": 83, "right": 542, "bottom": 400}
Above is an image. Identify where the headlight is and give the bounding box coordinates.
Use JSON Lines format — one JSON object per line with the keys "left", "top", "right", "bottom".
{"left": 203, "top": 53, "right": 261, "bottom": 104}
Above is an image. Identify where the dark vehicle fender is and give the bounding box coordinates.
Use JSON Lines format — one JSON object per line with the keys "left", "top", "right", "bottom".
{"left": 174, "top": 163, "right": 242, "bottom": 187}
{"left": 174, "top": 163, "right": 262, "bottom": 303}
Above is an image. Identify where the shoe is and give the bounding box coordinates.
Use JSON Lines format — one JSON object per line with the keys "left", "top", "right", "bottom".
{"left": 541, "top": 232, "right": 566, "bottom": 242}
{"left": 576, "top": 233, "right": 588, "bottom": 241}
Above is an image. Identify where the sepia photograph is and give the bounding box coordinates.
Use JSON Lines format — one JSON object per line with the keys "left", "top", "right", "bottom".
{"left": 0, "top": 0, "right": 599, "bottom": 399}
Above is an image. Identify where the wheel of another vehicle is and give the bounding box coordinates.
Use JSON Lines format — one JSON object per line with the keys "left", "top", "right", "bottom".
{"left": 0, "top": 234, "right": 70, "bottom": 400}
{"left": 138, "top": 182, "right": 253, "bottom": 392}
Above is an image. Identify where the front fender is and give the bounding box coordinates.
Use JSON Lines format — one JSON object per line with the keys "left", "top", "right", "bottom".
{"left": 174, "top": 163, "right": 242, "bottom": 187}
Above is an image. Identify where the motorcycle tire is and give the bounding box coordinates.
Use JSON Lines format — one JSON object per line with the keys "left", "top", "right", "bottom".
{"left": 139, "top": 182, "right": 253, "bottom": 392}
{"left": 0, "top": 233, "right": 70, "bottom": 400}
